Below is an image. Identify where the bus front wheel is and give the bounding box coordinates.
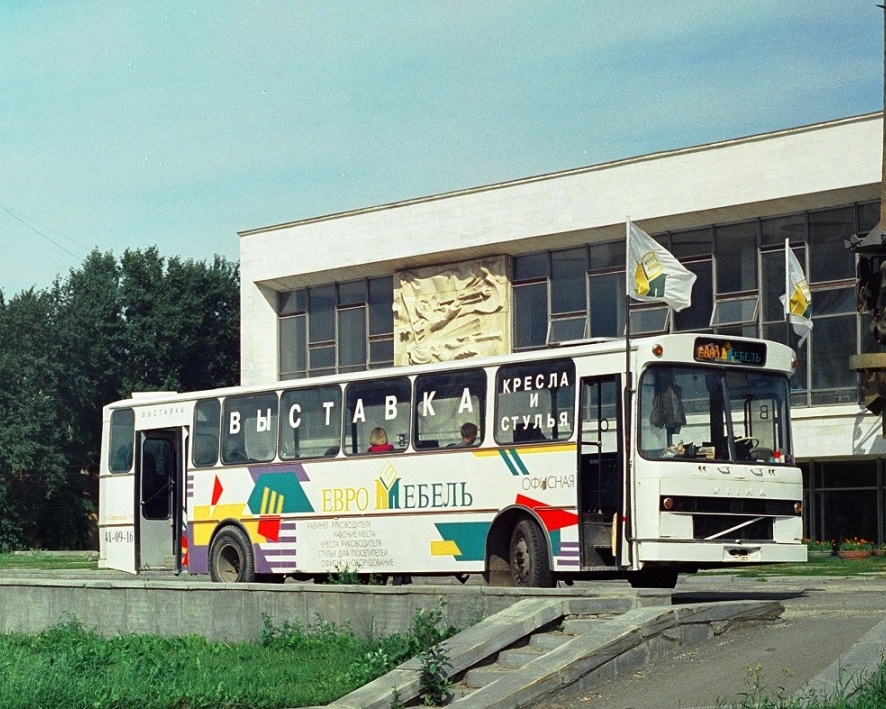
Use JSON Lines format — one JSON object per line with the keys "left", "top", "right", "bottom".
{"left": 509, "top": 519, "right": 554, "bottom": 588}
{"left": 209, "top": 526, "right": 256, "bottom": 583}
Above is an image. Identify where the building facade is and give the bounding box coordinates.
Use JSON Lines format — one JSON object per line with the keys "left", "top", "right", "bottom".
{"left": 239, "top": 112, "right": 886, "bottom": 545}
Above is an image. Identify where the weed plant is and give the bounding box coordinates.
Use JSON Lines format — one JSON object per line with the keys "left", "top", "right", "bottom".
{"left": 416, "top": 642, "right": 453, "bottom": 706}
{"left": 323, "top": 563, "right": 389, "bottom": 585}
{"left": 0, "top": 601, "right": 460, "bottom": 709}
{"left": 325, "top": 563, "right": 362, "bottom": 584}
{"left": 722, "top": 659, "right": 886, "bottom": 708}
{"left": 344, "top": 599, "right": 459, "bottom": 688}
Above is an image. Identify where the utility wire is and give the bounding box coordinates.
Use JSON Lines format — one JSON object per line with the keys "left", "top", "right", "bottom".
{"left": 0, "top": 203, "right": 82, "bottom": 260}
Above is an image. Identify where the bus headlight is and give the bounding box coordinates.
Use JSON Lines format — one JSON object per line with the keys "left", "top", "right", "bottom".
{"left": 662, "top": 497, "right": 674, "bottom": 510}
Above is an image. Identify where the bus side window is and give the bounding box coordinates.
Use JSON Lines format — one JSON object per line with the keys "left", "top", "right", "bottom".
{"left": 108, "top": 408, "right": 135, "bottom": 473}
{"left": 344, "top": 377, "right": 411, "bottom": 455}
{"left": 221, "top": 392, "right": 278, "bottom": 464}
{"left": 413, "top": 369, "right": 486, "bottom": 450}
{"left": 193, "top": 399, "right": 221, "bottom": 467}
{"left": 494, "top": 359, "right": 576, "bottom": 445}
{"left": 279, "top": 385, "right": 342, "bottom": 460}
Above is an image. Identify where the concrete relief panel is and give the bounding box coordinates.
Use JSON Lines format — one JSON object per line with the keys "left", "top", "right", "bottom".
{"left": 394, "top": 257, "right": 510, "bottom": 366}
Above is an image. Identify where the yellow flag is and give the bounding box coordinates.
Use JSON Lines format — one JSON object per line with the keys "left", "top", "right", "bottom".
{"left": 782, "top": 246, "right": 812, "bottom": 346}
{"left": 627, "top": 221, "right": 696, "bottom": 311}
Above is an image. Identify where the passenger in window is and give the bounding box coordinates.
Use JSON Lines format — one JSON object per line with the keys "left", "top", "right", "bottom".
{"left": 368, "top": 427, "right": 394, "bottom": 453}
{"left": 459, "top": 422, "right": 478, "bottom": 447}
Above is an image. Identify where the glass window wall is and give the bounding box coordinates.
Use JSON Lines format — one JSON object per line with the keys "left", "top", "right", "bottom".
{"left": 277, "top": 277, "right": 393, "bottom": 379}
{"left": 508, "top": 201, "right": 876, "bottom": 409}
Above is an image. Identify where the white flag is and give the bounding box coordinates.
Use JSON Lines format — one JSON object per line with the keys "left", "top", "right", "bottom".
{"left": 782, "top": 246, "right": 812, "bottom": 346}
{"left": 627, "top": 221, "right": 697, "bottom": 312}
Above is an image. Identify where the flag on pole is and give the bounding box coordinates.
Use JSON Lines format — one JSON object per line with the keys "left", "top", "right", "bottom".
{"left": 626, "top": 221, "right": 697, "bottom": 312}
{"left": 782, "top": 243, "right": 813, "bottom": 346}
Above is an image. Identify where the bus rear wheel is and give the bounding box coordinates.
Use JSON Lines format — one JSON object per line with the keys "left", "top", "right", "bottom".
{"left": 509, "top": 519, "right": 554, "bottom": 588}
{"left": 209, "top": 526, "right": 256, "bottom": 583}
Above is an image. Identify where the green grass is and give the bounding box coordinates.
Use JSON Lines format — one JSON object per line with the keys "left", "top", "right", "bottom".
{"left": 711, "top": 554, "right": 886, "bottom": 579}
{"left": 0, "top": 551, "right": 97, "bottom": 571}
{"left": 0, "top": 620, "right": 355, "bottom": 708}
{"left": 0, "top": 603, "right": 459, "bottom": 709}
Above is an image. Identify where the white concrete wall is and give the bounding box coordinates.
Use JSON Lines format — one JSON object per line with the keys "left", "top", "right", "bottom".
{"left": 240, "top": 283, "right": 278, "bottom": 384}
{"left": 793, "top": 406, "right": 886, "bottom": 459}
{"left": 239, "top": 114, "right": 883, "bottom": 387}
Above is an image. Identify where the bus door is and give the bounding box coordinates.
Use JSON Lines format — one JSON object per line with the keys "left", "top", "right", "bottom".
{"left": 578, "top": 375, "right": 624, "bottom": 567}
{"left": 136, "top": 428, "right": 184, "bottom": 572}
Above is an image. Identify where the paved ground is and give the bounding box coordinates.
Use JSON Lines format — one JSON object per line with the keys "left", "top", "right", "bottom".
{"left": 543, "top": 573, "right": 886, "bottom": 709}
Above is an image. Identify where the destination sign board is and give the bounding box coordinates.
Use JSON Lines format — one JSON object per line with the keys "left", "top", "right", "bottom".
{"left": 693, "top": 337, "right": 767, "bottom": 367}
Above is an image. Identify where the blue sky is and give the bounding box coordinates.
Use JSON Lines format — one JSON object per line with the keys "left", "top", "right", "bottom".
{"left": 0, "top": 1, "right": 882, "bottom": 296}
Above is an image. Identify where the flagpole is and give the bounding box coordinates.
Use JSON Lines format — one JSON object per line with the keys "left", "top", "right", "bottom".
{"left": 784, "top": 237, "right": 790, "bottom": 346}
{"left": 622, "top": 217, "right": 633, "bottom": 567}
{"left": 625, "top": 219, "right": 632, "bottom": 399}
{"left": 621, "top": 219, "right": 697, "bottom": 570}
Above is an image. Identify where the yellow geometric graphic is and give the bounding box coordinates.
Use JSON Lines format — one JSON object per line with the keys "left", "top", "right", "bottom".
{"left": 430, "top": 539, "right": 462, "bottom": 556}
{"left": 472, "top": 443, "right": 576, "bottom": 457}
{"left": 194, "top": 503, "right": 244, "bottom": 521}
{"left": 379, "top": 462, "right": 397, "bottom": 488}
{"left": 191, "top": 503, "right": 247, "bottom": 545}
{"left": 261, "top": 486, "right": 284, "bottom": 515}
{"left": 375, "top": 462, "right": 399, "bottom": 509}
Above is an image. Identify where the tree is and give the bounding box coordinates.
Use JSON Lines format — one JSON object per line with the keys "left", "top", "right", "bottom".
{"left": 52, "top": 250, "right": 125, "bottom": 474}
{"left": 0, "top": 289, "right": 78, "bottom": 548}
{"left": 0, "top": 247, "right": 240, "bottom": 549}
{"left": 118, "top": 248, "right": 239, "bottom": 394}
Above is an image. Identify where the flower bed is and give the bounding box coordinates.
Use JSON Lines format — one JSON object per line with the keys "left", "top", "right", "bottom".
{"left": 837, "top": 538, "right": 873, "bottom": 559}
{"left": 804, "top": 539, "right": 833, "bottom": 556}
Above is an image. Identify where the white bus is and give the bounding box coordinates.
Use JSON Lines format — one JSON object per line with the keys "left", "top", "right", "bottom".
{"left": 98, "top": 333, "right": 805, "bottom": 588}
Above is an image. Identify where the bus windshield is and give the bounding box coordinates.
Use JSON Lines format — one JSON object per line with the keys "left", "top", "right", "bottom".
{"left": 638, "top": 364, "right": 791, "bottom": 464}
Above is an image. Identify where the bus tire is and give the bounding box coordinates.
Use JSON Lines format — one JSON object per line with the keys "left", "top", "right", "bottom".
{"left": 509, "top": 519, "right": 554, "bottom": 588}
{"left": 208, "top": 526, "right": 256, "bottom": 583}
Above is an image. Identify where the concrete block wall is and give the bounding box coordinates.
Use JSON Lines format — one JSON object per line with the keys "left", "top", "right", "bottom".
{"left": 0, "top": 578, "right": 644, "bottom": 642}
